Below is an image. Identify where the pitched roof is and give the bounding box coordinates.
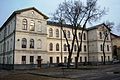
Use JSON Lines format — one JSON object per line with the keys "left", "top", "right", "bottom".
{"left": 87, "top": 23, "right": 111, "bottom": 31}
{"left": 47, "top": 21, "right": 84, "bottom": 30}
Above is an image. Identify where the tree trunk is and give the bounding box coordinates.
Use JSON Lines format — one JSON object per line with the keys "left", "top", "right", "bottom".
{"left": 103, "top": 35, "right": 107, "bottom": 65}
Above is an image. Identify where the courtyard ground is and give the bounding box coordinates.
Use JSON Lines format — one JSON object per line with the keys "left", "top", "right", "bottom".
{"left": 0, "top": 64, "right": 120, "bottom": 80}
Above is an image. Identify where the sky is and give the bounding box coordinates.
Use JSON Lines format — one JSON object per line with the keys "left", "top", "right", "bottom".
{"left": 0, "top": 0, "right": 120, "bottom": 35}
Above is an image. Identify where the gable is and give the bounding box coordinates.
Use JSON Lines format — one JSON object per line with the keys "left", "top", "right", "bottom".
{"left": 16, "top": 7, "right": 48, "bottom": 20}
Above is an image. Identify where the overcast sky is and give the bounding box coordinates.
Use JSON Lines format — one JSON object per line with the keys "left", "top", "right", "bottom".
{"left": 0, "top": 0, "right": 120, "bottom": 34}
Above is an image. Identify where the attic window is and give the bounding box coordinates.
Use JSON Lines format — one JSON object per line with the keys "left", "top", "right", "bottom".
{"left": 32, "top": 11, "right": 34, "bottom": 15}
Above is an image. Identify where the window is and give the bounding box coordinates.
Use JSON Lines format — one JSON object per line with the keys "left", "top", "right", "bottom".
{"left": 30, "top": 39, "right": 34, "bottom": 48}
{"left": 56, "top": 29, "right": 59, "bottom": 37}
{"left": 37, "top": 39, "right": 42, "bottom": 49}
{"left": 22, "top": 38, "right": 27, "bottom": 48}
{"left": 64, "top": 44, "right": 67, "bottom": 51}
{"left": 99, "top": 32, "right": 102, "bottom": 39}
{"left": 8, "top": 25, "right": 10, "bottom": 35}
{"left": 30, "top": 56, "right": 34, "bottom": 64}
{"left": 101, "top": 56, "right": 103, "bottom": 62}
{"left": 107, "top": 45, "right": 109, "bottom": 51}
{"left": 10, "top": 39, "right": 12, "bottom": 50}
{"left": 68, "top": 31, "right": 70, "bottom": 38}
{"left": 56, "top": 57, "right": 59, "bottom": 63}
{"left": 38, "top": 21, "right": 42, "bottom": 32}
{"left": 50, "top": 57, "right": 53, "bottom": 64}
{"left": 80, "top": 57, "right": 82, "bottom": 62}
{"left": 22, "top": 19, "right": 27, "bottom": 30}
{"left": 106, "top": 35, "right": 109, "bottom": 40}
{"left": 74, "top": 45, "right": 77, "bottom": 52}
{"left": 64, "top": 57, "right": 67, "bottom": 63}
{"left": 84, "top": 57, "right": 87, "bottom": 62}
{"left": 83, "top": 33, "right": 86, "bottom": 40}
{"left": 30, "top": 20, "right": 35, "bottom": 31}
{"left": 49, "top": 43, "right": 53, "bottom": 51}
{"left": 100, "top": 44, "right": 103, "bottom": 51}
{"left": 7, "top": 41, "right": 9, "bottom": 51}
{"left": 84, "top": 45, "right": 87, "bottom": 52}
{"left": 22, "top": 56, "right": 26, "bottom": 64}
{"left": 56, "top": 43, "right": 59, "bottom": 51}
{"left": 49, "top": 28, "right": 53, "bottom": 37}
{"left": 79, "top": 32, "right": 81, "bottom": 40}
{"left": 108, "top": 56, "right": 110, "bottom": 61}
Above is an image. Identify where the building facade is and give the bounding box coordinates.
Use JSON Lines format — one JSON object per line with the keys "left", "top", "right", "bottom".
{"left": 0, "top": 7, "right": 112, "bottom": 69}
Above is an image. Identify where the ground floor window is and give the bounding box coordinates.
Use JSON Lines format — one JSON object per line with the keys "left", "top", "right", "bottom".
{"left": 84, "top": 57, "right": 87, "bottom": 62}
{"left": 64, "top": 57, "right": 67, "bottom": 63}
{"left": 56, "top": 57, "right": 59, "bottom": 63}
{"left": 108, "top": 56, "right": 110, "bottom": 61}
{"left": 101, "top": 56, "right": 103, "bottom": 62}
{"left": 80, "top": 57, "right": 82, "bottom": 62}
{"left": 22, "top": 56, "right": 26, "bottom": 64}
{"left": 30, "top": 56, "right": 34, "bottom": 64}
{"left": 50, "top": 57, "right": 53, "bottom": 64}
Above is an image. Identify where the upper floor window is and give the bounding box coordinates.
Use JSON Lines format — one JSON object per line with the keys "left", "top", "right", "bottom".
{"left": 74, "top": 45, "right": 77, "bottom": 52}
{"left": 83, "top": 33, "right": 86, "bottom": 40}
{"left": 79, "top": 32, "right": 81, "bottom": 40}
{"left": 37, "top": 39, "right": 42, "bottom": 49}
{"left": 22, "top": 38, "right": 27, "bottom": 48}
{"left": 49, "top": 43, "right": 53, "bottom": 51}
{"left": 38, "top": 21, "right": 42, "bottom": 32}
{"left": 56, "top": 43, "right": 59, "bottom": 51}
{"left": 30, "top": 20, "right": 35, "bottom": 31}
{"left": 99, "top": 32, "right": 102, "bottom": 39}
{"left": 7, "top": 41, "right": 9, "bottom": 51}
{"left": 22, "top": 19, "right": 27, "bottom": 30}
{"left": 64, "top": 44, "right": 67, "bottom": 51}
{"left": 49, "top": 28, "right": 53, "bottom": 37}
{"left": 100, "top": 44, "right": 103, "bottom": 51}
{"left": 107, "top": 45, "right": 109, "bottom": 51}
{"left": 8, "top": 25, "right": 10, "bottom": 35}
{"left": 68, "top": 31, "right": 70, "bottom": 38}
{"left": 56, "top": 29, "right": 59, "bottom": 37}
{"left": 106, "top": 35, "right": 109, "bottom": 40}
{"left": 30, "top": 39, "right": 34, "bottom": 48}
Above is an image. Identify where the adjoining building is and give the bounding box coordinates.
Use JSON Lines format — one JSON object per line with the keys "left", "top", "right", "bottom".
{"left": 0, "top": 7, "right": 112, "bottom": 69}
{"left": 111, "top": 33, "right": 120, "bottom": 60}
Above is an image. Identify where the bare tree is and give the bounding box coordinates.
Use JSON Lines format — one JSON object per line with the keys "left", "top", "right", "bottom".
{"left": 53, "top": 0, "right": 106, "bottom": 68}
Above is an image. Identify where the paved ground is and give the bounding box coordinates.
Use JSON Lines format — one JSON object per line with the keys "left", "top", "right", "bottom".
{"left": 0, "top": 64, "right": 120, "bottom": 80}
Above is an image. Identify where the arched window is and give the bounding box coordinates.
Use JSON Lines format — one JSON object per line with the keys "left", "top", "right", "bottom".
{"left": 49, "top": 28, "right": 53, "bottom": 37}
{"left": 83, "top": 33, "right": 86, "bottom": 40}
{"left": 68, "top": 31, "right": 70, "bottom": 38}
{"left": 30, "top": 20, "right": 35, "bottom": 31}
{"left": 100, "top": 44, "right": 103, "bottom": 51}
{"left": 56, "top": 29, "right": 59, "bottom": 37}
{"left": 30, "top": 39, "right": 34, "bottom": 48}
{"left": 107, "top": 45, "right": 109, "bottom": 51}
{"left": 22, "top": 19, "right": 27, "bottom": 30}
{"left": 49, "top": 43, "right": 53, "bottom": 51}
{"left": 64, "top": 44, "right": 67, "bottom": 51}
{"left": 79, "top": 32, "right": 81, "bottom": 39}
{"left": 22, "top": 38, "right": 27, "bottom": 48}
{"left": 99, "top": 32, "right": 102, "bottom": 39}
{"left": 56, "top": 43, "right": 59, "bottom": 51}
{"left": 38, "top": 39, "right": 42, "bottom": 49}
{"left": 74, "top": 45, "right": 77, "bottom": 52}
{"left": 38, "top": 21, "right": 42, "bottom": 32}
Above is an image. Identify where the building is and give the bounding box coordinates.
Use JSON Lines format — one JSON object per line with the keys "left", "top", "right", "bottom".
{"left": 111, "top": 33, "right": 120, "bottom": 60}
{"left": 0, "top": 7, "right": 112, "bottom": 69}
